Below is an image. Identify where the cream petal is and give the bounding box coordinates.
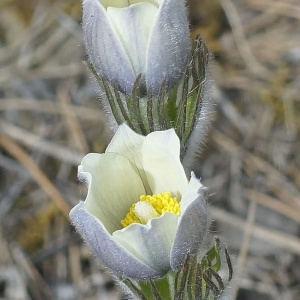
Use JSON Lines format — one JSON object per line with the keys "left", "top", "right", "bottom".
{"left": 112, "top": 212, "right": 179, "bottom": 274}
{"left": 80, "top": 152, "right": 145, "bottom": 234}
{"left": 106, "top": 124, "right": 151, "bottom": 194}
{"left": 100, "top": 0, "right": 129, "bottom": 9}
{"left": 146, "top": 0, "right": 190, "bottom": 94}
{"left": 107, "top": 2, "right": 158, "bottom": 78}
{"left": 100, "top": 0, "right": 161, "bottom": 12}
{"left": 142, "top": 129, "right": 188, "bottom": 197}
{"left": 70, "top": 202, "right": 161, "bottom": 279}
{"left": 170, "top": 175, "right": 209, "bottom": 270}
{"left": 130, "top": 0, "right": 161, "bottom": 6}
{"left": 83, "top": 0, "right": 136, "bottom": 94}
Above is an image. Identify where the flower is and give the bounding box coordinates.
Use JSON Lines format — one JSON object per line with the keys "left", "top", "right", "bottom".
{"left": 70, "top": 124, "right": 208, "bottom": 279}
{"left": 82, "top": 0, "right": 190, "bottom": 95}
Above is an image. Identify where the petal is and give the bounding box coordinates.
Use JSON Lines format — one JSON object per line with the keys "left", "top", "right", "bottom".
{"left": 99, "top": 0, "right": 161, "bottom": 11}
{"left": 100, "top": 0, "right": 130, "bottom": 9}
{"left": 170, "top": 174, "right": 209, "bottom": 270}
{"left": 129, "top": 0, "right": 162, "bottom": 7}
{"left": 70, "top": 202, "right": 160, "bottom": 279}
{"left": 180, "top": 172, "right": 204, "bottom": 212}
{"left": 146, "top": 0, "right": 190, "bottom": 94}
{"left": 141, "top": 129, "right": 188, "bottom": 197}
{"left": 113, "top": 212, "right": 179, "bottom": 274}
{"left": 79, "top": 152, "right": 145, "bottom": 234}
{"left": 106, "top": 124, "right": 151, "bottom": 194}
{"left": 107, "top": 3, "right": 158, "bottom": 78}
{"left": 83, "top": 0, "right": 136, "bottom": 93}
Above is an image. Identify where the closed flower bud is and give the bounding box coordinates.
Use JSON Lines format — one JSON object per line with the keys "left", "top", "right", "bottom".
{"left": 83, "top": 0, "right": 190, "bottom": 95}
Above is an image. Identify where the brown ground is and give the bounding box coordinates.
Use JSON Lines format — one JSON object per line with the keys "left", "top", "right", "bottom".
{"left": 0, "top": 0, "right": 299, "bottom": 299}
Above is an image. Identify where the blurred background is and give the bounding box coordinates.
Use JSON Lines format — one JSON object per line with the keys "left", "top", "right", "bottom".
{"left": 0, "top": 0, "right": 299, "bottom": 299}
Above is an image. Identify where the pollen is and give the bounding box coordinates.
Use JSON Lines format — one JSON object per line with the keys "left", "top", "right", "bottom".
{"left": 121, "top": 192, "right": 180, "bottom": 228}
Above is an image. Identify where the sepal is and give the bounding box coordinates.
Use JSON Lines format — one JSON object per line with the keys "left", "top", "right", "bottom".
{"left": 123, "top": 237, "right": 234, "bottom": 299}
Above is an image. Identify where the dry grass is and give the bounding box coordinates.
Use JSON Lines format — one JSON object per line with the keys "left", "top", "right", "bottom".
{"left": 0, "top": 0, "right": 299, "bottom": 299}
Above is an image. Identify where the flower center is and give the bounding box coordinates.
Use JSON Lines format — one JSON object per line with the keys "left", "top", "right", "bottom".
{"left": 121, "top": 192, "right": 180, "bottom": 228}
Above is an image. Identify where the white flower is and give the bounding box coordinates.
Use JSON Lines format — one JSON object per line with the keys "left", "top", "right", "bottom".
{"left": 70, "top": 125, "right": 208, "bottom": 279}
{"left": 82, "top": 0, "right": 190, "bottom": 95}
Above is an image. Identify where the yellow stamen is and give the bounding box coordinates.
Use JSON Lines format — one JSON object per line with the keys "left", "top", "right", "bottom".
{"left": 121, "top": 192, "right": 180, "bottom": 228}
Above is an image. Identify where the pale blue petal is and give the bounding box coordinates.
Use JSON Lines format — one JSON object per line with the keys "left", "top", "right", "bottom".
{"left": 83, "top": 0, "right": 135, "bottom": 93}
{"left": 70, "top": 202, "right": 161, "bottom": 279}
{"left": 113, "top": 212, "right": 178, "bottom": 274}
{"left": 146, "top": 0, "right": 190, "bottom": 94}
{"left": 170, "top": 174, "right": 209, "bottom": 270}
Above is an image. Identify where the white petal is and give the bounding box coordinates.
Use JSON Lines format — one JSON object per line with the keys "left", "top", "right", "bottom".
{"left": 180, "top": 172, "right": 204, "bottom": 212}
{"left": 83, "top": 0, "right": 136, "bottom": 93}
{"left": 146, "top": 0, "right": 190, "bottom": 94}
{"left": 106, "top": 124, "right": 151, "bottom": 194}
{"left": 100, "top": 0, "right": 129, "bottom": 9}
{"left": 99, "top": 0, "right": 161, "bottom": 11}
{"left": 170, "top": 175, "right": 209, "bottom": 270}
{"left": 113, "top": 213, "right": 179, "bottom": 273}
{"left": 129, "top": 0, "right": 161, "bottom": 7}
{"left": 107, "top": 3, "right": 158, "bottom": 78}
{"left": 70, "top": 202, "right": 161, "bottom": 279}
{"left": 79, "top": 152, "right": 145, "bottom": 234}
{"left": 142, "top": 129, "right": 188, "bottom": 197}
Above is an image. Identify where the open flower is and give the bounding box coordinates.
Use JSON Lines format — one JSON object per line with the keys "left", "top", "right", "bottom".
{"left": 70, "top": 125, "right": 208, "bottom": 279}
{"left": 82, "top": 0, "right": 190, "bottom": 95}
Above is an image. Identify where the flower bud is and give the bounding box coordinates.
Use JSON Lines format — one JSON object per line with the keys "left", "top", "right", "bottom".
{"left": 83, "top": 0, "right": 190, "bottom": 95}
